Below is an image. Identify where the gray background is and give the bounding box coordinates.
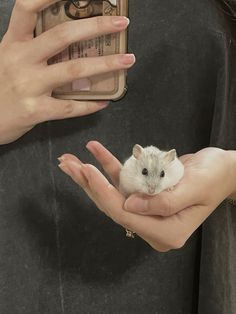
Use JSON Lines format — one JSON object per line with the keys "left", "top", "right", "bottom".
{"left": 0, "top": 0, "right": 236, "bottom": 313}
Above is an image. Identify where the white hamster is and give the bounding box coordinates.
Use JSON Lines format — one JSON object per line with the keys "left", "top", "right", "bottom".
{"left": 119, "top": 144, "right": 184, "bottom": 197}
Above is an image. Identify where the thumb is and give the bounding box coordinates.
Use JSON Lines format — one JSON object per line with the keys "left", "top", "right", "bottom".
{"left": 36, "top": 97, "right": 109, "bottom": 123}
{"left": 124, "top": 178, "right": 200, "bottom": 217}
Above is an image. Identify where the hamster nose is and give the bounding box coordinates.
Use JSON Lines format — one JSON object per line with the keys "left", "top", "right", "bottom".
{"left": 148, "top": 187, "right": 155, "bottom": 194}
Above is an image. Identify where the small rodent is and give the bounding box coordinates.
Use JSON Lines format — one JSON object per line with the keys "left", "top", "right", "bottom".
{"left": 119, "top": 144, "right": 184, "bottom": 197}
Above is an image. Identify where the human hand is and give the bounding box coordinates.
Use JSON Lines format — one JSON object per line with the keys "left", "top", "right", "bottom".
{"left": 58, "top": 141, "right": 235, "bottom": 252}
{"left": 0, "top": 0, "right": 134, "bottom": 145}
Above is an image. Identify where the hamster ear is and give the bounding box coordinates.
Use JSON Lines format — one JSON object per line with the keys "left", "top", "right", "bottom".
{"left": 133, "top": 144, "right": 143, "bottom": 159}
{"left": 164, "top": 149, "right": 176, "bottom": 163}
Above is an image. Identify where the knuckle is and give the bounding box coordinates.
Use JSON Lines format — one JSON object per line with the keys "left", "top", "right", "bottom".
{"left": 5, "top": 44, "right": 29, "bottom": 74}
{"left": 15, "top": 0, "right": 27, "bottom": 10}
{"left": 100, "top": 156, "right": 115, "bottom": 172}
{"left": 104, "top": 56, "right": 115, "bottom": 70}
{"left": 63, "top": 101, "right": 74, "bottom": 116}
{"left": 113, "top": 211, "right": 130, "bottom": 230}
{"left": 159, "top": 248, "right": 171, "bottom": 253}
{"left": 76, "top": 61, "right": 86, "bottom": 77}
{"left": 67, "top": 60, "right": 84, "bottom": 79}
{"left": 83, "top": 102, "right": 91, "bottom": 113}
{"left": 21, "top": 98, "right": 38, "bottom": 123}
{"left": 7, "top": 44, "right": 23, "bottom": 65}
{"left": 139, "top": 200, "right": 149, "bottom": 213}
{"left": 149, "top": 238, "right": 172, "bottom": 252}
{"left": 160, "top": 195, "right": 174, "bottom": 216}
{"left": 152, "top": 245, "right": 170, "bottom": 253}
{"left": 55, "top": 22, "right": 72, "bottom": 45}
{"left": 95, "top": 16, "right": 104, "bottom": 32}
{"left": 168, "top": 235, "right": 187, "bottom": 250}
{"left": 15, "top": 0, "right": 34, "bottom": 12}
{"left": 12, "top": 78, "right": 29, "bottom": 96}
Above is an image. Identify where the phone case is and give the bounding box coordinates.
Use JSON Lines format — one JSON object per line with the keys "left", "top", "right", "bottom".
{"left": 35, "top": 0, "right": 129, "bottom": 101}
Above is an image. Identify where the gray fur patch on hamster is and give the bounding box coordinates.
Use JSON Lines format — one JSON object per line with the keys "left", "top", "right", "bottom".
{"left": 119, "top": 144, "right": 184, "bottom": 197}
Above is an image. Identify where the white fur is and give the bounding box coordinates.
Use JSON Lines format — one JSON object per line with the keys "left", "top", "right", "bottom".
{"left": 119, "top": 145, "right": 184, "bottom": 197}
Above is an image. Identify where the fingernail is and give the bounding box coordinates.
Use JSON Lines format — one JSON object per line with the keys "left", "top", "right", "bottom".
{"left": 112, "top": 16, "right": 130, "bottom": 28}
{"left": 58, "top": 163, "right": 72, "bottom": 176}
{"left": 124, "top": 197, "right": 147, "bottom": 212}
{"left": 86, "top": 143, "right": 98, "bottom": 157}
{"left": 120, "top": 54, "right": 136, "bottom": 66}
{"left": 58, "top": 156, "right": 66, "bottom": 162}
{"left": 97, "top": 101, "right": 110, "bottom": 107}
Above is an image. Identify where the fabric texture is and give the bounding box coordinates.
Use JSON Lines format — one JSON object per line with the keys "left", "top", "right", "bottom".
{"left": 0, "top": 0, "right": 235, "bottom": 313}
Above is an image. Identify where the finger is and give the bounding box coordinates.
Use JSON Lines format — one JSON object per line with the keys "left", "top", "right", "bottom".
{"left": 179, "top": 154, "right": 194, "bottom": 163}
{"left": 79, "top": 164, "right": 193, "bottom": 251}
{"left": 34, "top": 97, "right": 109, "bottom": 124}
{"left": 58, "top": 159, "right": 90, "bottom": 190}
{"left": 41, "top": 54, "right": 135, "bottom": 92}
{"left": 81, "top": 164, "right": 126, "bottom": 220}
{"left": 59, "top": 161, "right": 117, "bottom": 215}
{"left": 4, "top": 0, "right": 60, "bottom": 42}
{"left": 59, "top": 161, "right": 156, "bottom": 247}
{"left": 79, "top": 164, "right": 152, "bottom": 229}
{"left": 31, "top": 16, "right": 130, "bottom": 62}
{"left": 59, "top": 161, "right": 95, "bottom": 205}
{"left": 58, "top": 153, "right": 83, "bottom": 165}
{"left": 59, "top": 161, "right": 193, "bottom": 252}
{"left": 124, "top": 173, "right": 202, "bottom": 216}
{"left": 81, "top": 165, "right": 145, "bottom": 237}
{"left": 86, "top": 141, "right": 122, "bottom": 187}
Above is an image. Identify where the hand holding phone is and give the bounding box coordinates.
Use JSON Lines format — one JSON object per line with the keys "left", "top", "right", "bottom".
{"left": 0, "top": 0, "right": 133, "bottom": 144}
{"left": 35, "top": 0, "right": 129, "bottom": 101}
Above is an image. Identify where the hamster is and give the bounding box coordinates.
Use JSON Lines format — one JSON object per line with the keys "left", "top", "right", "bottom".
{"left": 119, "top": 144, "right": 184, "bottom": 197}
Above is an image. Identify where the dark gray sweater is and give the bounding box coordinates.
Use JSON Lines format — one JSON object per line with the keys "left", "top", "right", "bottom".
{"left": 0, "top": 0, "right": 235, "bottom": 313}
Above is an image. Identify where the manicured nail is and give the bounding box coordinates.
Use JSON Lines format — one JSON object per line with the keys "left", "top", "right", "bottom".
{"left": 112, "top": 16, "right": 130, "bottom": 28}
{"left": 120, "top": 54, "right": 136, "bottom": 66}
{"left": 124, "top": 197, "right": 147, "bottom": 212}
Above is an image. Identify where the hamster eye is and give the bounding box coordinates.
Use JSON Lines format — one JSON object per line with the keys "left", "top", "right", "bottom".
{"left": 160, "top": 170, "right": 165, "bottom": 178}
{"left": 142, "top": 168, "right": 148, "bottom": 176}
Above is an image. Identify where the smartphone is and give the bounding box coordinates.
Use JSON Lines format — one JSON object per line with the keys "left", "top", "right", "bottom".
{"left": 35, "top": 0, "right": 129, "bottom": 101}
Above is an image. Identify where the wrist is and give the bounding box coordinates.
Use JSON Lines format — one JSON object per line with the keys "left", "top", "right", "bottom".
{"left": 227, "top": 150, "right": 236, "bottom": 201}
